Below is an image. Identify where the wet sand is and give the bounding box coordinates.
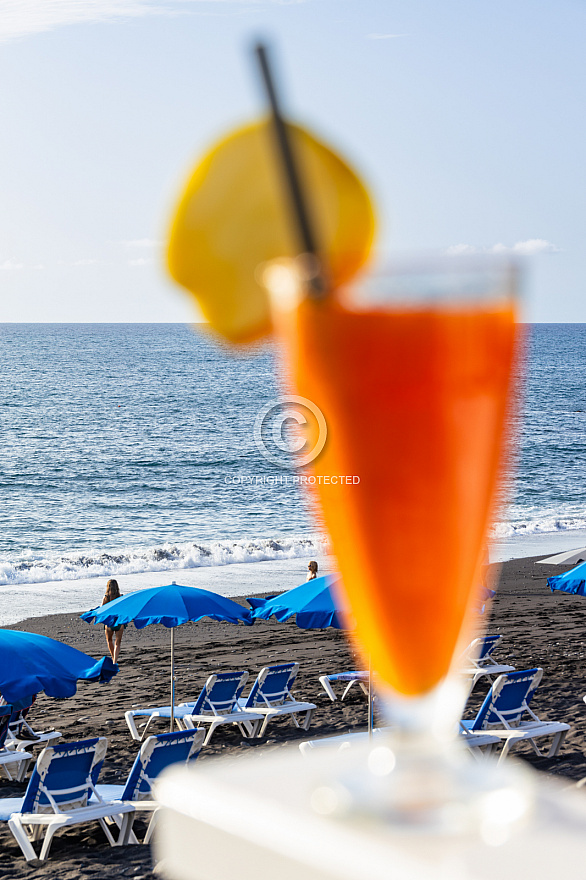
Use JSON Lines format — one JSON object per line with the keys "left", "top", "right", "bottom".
{"left": 2, "top": 554, "right": 586, "bottom": 877}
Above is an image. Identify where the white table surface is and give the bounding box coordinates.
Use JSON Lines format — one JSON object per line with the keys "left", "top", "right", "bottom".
{"left": 153, "top": 741, "right": 586, "bottom": 880}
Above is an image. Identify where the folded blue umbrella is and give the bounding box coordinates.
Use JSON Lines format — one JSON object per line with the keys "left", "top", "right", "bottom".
{"left": 247, "top": 574, "right": 350, "bottom": 630}
{"left": 547, "top": 560, "right": 586, "bottom": 596}
{"left": 0, "top": 629, "right": 118, "bottom": 704}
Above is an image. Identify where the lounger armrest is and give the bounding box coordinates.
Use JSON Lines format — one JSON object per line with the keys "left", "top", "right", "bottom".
{"left": 16, "top": 801, "right": 136, "bottom": 824}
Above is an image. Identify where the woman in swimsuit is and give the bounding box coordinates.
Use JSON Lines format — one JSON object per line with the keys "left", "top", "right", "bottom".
{"left": 102, "top": 578, "right": 124, "bottom": 663}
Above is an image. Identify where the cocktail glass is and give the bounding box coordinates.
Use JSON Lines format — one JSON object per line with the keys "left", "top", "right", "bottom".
{"left": 263, "top": 254, "right": 530, "bottom": 833}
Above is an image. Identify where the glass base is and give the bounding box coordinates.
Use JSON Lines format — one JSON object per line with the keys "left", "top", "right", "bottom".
{"left": 308, "top": 731, "right": 537, "bottom": 842}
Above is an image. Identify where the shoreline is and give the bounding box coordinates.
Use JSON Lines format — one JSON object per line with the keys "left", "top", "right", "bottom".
{"left": 5, "top": 553, "right": 564, "bottom": 640}
{"left": 4, "top": 528, "right": 586, "bottom": 628}
{"left": 0, "top": 555, "right": 338, "bottom": 628}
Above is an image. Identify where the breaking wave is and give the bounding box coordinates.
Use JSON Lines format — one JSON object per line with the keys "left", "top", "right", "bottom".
{"left": 0, "top": 535, "right": 331, "bottom": 587}
{"left": 491, "top": 516, "right": 586, "bottom": 539}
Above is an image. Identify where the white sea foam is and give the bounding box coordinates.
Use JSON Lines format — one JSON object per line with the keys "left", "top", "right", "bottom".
{"left": 4, "top": 515, "right": 586, "bottom": 589}
{"left": 0, "top": 535, "right": 331, "bottom": 587}
{"left": 3, "top": 514, "right": 586, "bottom": 591}
{"left": 491, "top": 516, "right": 586, "bottom": 539}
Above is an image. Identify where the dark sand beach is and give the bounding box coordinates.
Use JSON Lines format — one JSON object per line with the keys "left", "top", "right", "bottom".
{"left": 2, "top": 554, "right": 586, "bottom": 877}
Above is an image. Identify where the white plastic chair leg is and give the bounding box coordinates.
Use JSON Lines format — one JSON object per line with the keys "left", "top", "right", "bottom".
{"left": 116, "top": 811, "right": 137, "bottom": 846}
{"left": 236, "top": 719, "right": 256, "bottom": 738}
{"left": 258, "top": 714, "right": 273, "bottom": 738}
{"left": 241, "top": 717, "right": 262, "bottom": 737}
{"left": 497, "top": 737, "right": 515, "bottom": 763}
{"left": 202, "top": 721, "right": 222, "bottom": 746}
{"left": 39, "top": 820, "right": 67, "bottom": 861}
{"left": 141, "top": 714, "right": 158, "bottom": 739}
{"left": 144, "top": 809, "right": 159, "bottom": 845}
{"left": 7, "top": 816, "right": 38, "bottom": 862}
{"left": 341, "top": 681, "right": 356, "bottom": 700}
{"left": 471, "top": 672, "right": 483, "bottom": 689}
{"left": 301, "top": 709, "right": 314, "bottom": 731}
{"left": 548, "top": 729, "right": 569, "bottom": 758}
{"left": 469, "top": 741, "right": 496, "bottom": 762}
{"left": 319, "top": 676, "right": 337, "bottom": 701}
{"left": 31, "top": 823, "right": 46, "bottom": 842}
{"left": 125, "top": 711, "right": 141, "bottom": 741}
{"left": 0, "top": 763, "right": 13, "bottom": 781}
{"left": 106, "top": 811, "right": 140, "bottom": 844}
{"left": 98, "top": 816, "right": 119, "bottom": 847}
{"left": 16, "top": 756, "right": 32, "bottom": 782}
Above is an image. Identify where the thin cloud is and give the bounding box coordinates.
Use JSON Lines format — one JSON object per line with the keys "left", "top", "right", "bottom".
{"left": 445, "top": 244, "right": 478, "bottom": 256}
{"left": 128, "top": 257, "right": 154, "bottom": 266}
{"left": 446, "top": 239, "right": 560, "bottom": 256}
{"left": 0, "top": 1, "right": 164, "bottom": 42}
{"left": 123, "top": 238, "right": 163, "bottom": 249}
{"left": 0, "top": 258, "right": 24, "bottom": 270}
{"left": 0, "top": 0, "right": 294, "bottom": 43}
{"left": 498, "top": 239, "right": 560, "bottom": 256}
{"left": 57, "top": 258, "right": 100, "bottom": 266}
{"left": 367, "top": 33, "right": 407, "bottom": 40}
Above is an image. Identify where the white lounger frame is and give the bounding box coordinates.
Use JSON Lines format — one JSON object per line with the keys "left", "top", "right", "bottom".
{"left": 459, "top": 636, "right": 516, "bottom": 689}
{"left": 125, "top": 672, "right": 264, "bottom": 746}
{"left": 0, "top": 749, "right": 32, "bottom": 782}
{"left": 318, "top": 672, "right": 369, "bottom": 702}
{"left": 238, "top": 664, "right": 316, "bottom": 738}
{"left": 5, "top": 738, "right": 135, "bottom": 862}
{"left": 462, "top": 668, "right": 570, "bottom": 763}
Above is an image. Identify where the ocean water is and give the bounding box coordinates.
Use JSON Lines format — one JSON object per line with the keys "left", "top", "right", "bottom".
{"left": 0, "top": 322, "right": 585, "bottom": 624}
{"left": 499, "top": 324, "right": 586, "bottom": 540}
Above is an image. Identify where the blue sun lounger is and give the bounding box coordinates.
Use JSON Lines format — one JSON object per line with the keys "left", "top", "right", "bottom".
{"left": 0, "top": 695, "right": 61, "bottom": 751}
{"left": 459, "top": 634, "right": 516, "bottom": 689}
{"left": 0, "top": 737, "right": 135, "bottom": 861}
{"left": 460, "top": 668, "right": 570, "bottom": 763}
{"left": 318, "top": 671, "right": 369, "bottom": 702}
{"left": 125, "top": 671, "right": 264, "bottom": 745}
{"left": 90, "top": 728, "right": 205, "bottom": 843}
{"left": 237, "top": 663, "right": 316, "bottom": 737}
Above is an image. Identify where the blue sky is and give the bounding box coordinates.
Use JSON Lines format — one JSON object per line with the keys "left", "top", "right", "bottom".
{"left": 0, "top": 0, "right": 584, "bottom": 322}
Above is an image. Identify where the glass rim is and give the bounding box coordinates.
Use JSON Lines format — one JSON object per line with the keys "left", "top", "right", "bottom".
{"left": 336, "top": 254, "right": 519, "bottom": 309}
{"left": 261, "top": 252, "right": 519, "bottom": 311}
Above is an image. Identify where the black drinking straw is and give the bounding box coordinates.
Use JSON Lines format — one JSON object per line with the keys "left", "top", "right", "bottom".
{"left": 254, "top": 42, "right": 326, "bottom": 299}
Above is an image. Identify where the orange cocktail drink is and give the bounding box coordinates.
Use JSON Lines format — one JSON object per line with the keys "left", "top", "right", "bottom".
{"left": 274, "top": 261, "right": 518, "bottom": 702}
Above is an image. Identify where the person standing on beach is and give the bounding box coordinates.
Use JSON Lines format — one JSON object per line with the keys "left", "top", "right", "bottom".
{"left": 307, "top": 560, "right": 318, "bottom": 581}
{"left": 102, "top": 578, "right": 124, "bottom": 664}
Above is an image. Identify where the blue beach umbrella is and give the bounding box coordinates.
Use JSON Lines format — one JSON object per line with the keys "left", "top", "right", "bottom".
{"left": 81, "top": 582, "right": 252, "bottom": 730}
{"left": 547, "top": 560, "right": 586, "bottom": 597}
{"left": 0, "top": 629, "right": 117, "bottom": 704}
{"left": 247, "top": 574, "right": 351, "bottom": 629}
{"left": 248, "top": 575, "right": 493, "bottom": 627}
